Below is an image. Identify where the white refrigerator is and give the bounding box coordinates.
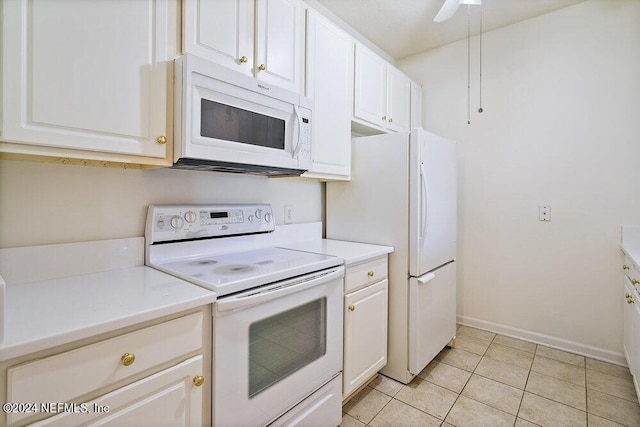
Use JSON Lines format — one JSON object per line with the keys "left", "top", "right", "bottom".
{"left": 327, "top": 128, "right": 457, "bottom": 384}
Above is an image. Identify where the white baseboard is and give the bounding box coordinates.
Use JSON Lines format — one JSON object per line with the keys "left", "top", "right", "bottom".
{"left": 457, "top": 315, "right": 627, "bottom": 367}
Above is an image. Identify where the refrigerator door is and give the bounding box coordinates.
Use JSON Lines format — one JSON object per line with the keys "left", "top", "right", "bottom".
{"left": 409, "top": 129, "right": 457, "bottom": 276}
{"left": 408, "top": 262, "right": 457, "bottom": 375}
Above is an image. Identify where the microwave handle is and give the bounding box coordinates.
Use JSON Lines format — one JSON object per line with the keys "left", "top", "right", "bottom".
{"left": 292, "top": 104, "right": 303, "bottom": 159}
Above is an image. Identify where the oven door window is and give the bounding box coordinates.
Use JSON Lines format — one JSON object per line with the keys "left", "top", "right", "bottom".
{"left": 201, "top": 99, "right": 286, "bottom": 150}
{"left": 249, "top": 298, "right": 327, "bottom": 398}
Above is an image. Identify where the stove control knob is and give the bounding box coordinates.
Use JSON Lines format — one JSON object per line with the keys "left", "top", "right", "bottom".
{"left": 157, "top": 219, "right": 166, "bottom": 230}
{"left": 170, "top": 215, "right": 184, "bottom": 229}
{"left": 248, "top": 215, "right": 254, "bottom": 222}
{"left": 255, "top": 209, "right": 263, "bottom": 219}
{"left": 184, "top": 210, "right": 197, "bottom": 223}
{"left": 264, "top": 212, "right": 272, "bottom": 223}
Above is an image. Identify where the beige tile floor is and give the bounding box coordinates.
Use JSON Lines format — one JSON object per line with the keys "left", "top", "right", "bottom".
{"left": 341, "top": 325, "right": 640, "bottom": 427}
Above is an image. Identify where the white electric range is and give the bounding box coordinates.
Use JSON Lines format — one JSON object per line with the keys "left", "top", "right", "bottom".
{"left": 145, "top": 204, "right": 344, "bottom": 427}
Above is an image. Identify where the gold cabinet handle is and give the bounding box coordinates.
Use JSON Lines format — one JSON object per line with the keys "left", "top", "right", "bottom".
{"left": 193, "top": 376, "right": 205, "bottom": 387}
{"left": 367, "top": 271, "right": 374, "bottom": 278}
{"left": 388, "top": 118, "right": 393, "bottom": 123}
{"left": 121, "top": 353, "right": 135, "bottom": 366}
{"left": 348, "top": 304, "right": 355, "bottom": 311}
{"left": 626, "top": 293, "right": 631, "bottom": 298}
{"left": 156, "top": 136, "right": 167, "bottom": 144}
{"left": 239, "top": 56, "right": 248, "bottom": 63}
{"left": 623, "top": 265, "right": 630, "bottom": 270}
{"left": 632, "top": 279, "right": 639, "bottom": 285}
{"left": 382, "top": 115, "right": 387, "bottom": 121}
{"left": 629, "top": 298, "right": 635, "bottom": 304}
{"left": 258, "top": 64, "right": 266, "bottom": 71}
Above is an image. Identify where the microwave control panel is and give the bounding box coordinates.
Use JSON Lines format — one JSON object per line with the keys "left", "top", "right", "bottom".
{"left": 296, "top": 103, "right": 312, "bottom": 168}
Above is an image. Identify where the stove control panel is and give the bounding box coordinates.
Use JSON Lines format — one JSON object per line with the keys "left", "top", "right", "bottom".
{"left": 146, "top": 204, "right": 274, "bottom": 243}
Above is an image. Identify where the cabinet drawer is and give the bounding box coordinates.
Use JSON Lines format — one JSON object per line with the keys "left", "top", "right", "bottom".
{"left": 344, "top": 257, "right": 388, "bottom": 293}
{"left": 7, "top": 312, "right": 203, "bottom": 424}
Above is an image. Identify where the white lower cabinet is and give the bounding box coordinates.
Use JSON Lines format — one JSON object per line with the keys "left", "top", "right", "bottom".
{"left": 342, "top": 256, "right": 388, "bottom": 400}
{"left": 623, "top": 258, "right": 640, "bottom": 404}
{"left": 633, "top": 294, "right": 640, "bottom": 403}
{"left": 2, "top": 310, "right": 209, "bottom": 426}
{"left": 31, "top": 356, "right": 203, "bottom": 427}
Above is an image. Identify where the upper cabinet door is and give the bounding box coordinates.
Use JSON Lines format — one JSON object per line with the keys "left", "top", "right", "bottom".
{"left": 1, "top": 0, "right": 175, "bottom": 160}
{"left": 353, "top": 43, "right": 412, "bottom": 134}
{"left": 303, "top": 8, "right": 353, "bottom": 180}
{"left": 184, "top": 0, "right": 303, "bottom": 93}
{"left": 387, "top": 67, "right": 411, "bottom": 132}
{"left": 354, "top": 44, "right": 387, "bottom": 129}
{"left": 183, "top": 0, "right": 254, "bottom": 76}
{"left": 255, "top": 0, "right": 304, "bottom": 93}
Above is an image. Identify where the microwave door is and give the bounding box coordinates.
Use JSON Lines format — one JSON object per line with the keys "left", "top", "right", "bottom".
{"left": 184, "top": 79, "right": 301, "bottom": 171}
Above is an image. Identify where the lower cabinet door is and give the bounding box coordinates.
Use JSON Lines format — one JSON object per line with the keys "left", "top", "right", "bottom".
{"left": 343, "top": 279, "right": 388, "bottom": 399}
{"left": 624, "top": 279, "right": 635, "bottom": 372}
{"left": 632, "top": 291, "right": 640, "bottom": 403}
{"left": 31, "top": 356, "right": 204, "bottom": 427}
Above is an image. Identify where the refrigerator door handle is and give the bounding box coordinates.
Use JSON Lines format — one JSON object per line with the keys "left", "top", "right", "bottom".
{"left": 417, "top": 272, "right": 436, "bottom": 285}
{"left": 420, "top": 163, "right": 429, "bottom": 242}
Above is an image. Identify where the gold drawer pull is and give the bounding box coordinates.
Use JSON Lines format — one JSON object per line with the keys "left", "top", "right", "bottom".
{"left": 193, "top": 376, "right": 205, "bottom": 387}
{"left": 258, "top": 64, "right": 266, "bottom": 71}
{"left": 626, "top": 293, "right": 631, "bottom": 298}
{"left": 628, "top": 297, "right": 635, "bottom": 304}
{"left": 623, "top": 265, "right": 630, "bottom": 270}
{"left": 121, "top": 353, "right": 135, "bottom": 367}
{"left": 348, "top": 305, "right": 355, "bottom": 312}
{"left": 632, "top": 279, "right": 639, "bottom": 285}
{"left": 367, "top": 271, "right": 375, "bottom": 278}
{"left": 239, "top": 56, "right": 248, "bottom": 63}
{"left": 156, "top": 135, "right": 167, "bottom": 144}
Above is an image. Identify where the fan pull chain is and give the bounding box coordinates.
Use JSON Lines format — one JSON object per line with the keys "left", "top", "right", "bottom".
{"left": 478, "top": 0, "right": 484, "bottom": 113}
{"left": 467, "top": 4, "right": 471, "bottom": 124}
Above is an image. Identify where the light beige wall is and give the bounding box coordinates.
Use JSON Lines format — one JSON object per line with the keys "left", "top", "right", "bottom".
{"left": 0, "top": 159, "right": 322, "bottom": 248}
{"left": 398, "top": 0, "right": 640, "bottom": 361}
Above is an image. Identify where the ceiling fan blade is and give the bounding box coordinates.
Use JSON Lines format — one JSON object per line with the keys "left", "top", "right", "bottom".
{"left": 433, "top": 0, "right": 460, "bottom": 22}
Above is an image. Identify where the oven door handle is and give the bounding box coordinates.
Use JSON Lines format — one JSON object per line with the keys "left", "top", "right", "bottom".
{"left": 216, "top": 266, "right": 344, "bottom": 313}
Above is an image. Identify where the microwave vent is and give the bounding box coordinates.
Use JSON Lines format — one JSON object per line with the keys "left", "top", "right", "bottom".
{"left": 172, "top": 158, "right": 306, "bottom": 177}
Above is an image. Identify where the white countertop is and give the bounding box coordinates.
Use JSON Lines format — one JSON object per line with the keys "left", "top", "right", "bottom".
{"left": 281, "top": 239, "right": 393, "bottom": 266}
{"left": 622, "top": 226, "right": 640, "bottom": 270}
{"left": 0, "top": 238, "right": 216, "bottom": 362}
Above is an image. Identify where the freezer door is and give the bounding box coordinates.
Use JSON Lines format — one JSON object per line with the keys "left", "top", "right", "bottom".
{"left": 409, "top": 129, "right": 457, "bottom": 276}
{"left": 408, "top": 262, "right": 457, "bottom": 375}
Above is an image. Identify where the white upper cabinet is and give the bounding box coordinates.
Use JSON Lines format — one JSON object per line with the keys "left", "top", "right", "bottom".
{"left": 353, "top": 44, "right": 387, "bottom": 129}
{"left": 353, "top": 43, "right": 411, "bottom": 133}
{"left": 303, "top": 8, "right": 353, "bottom": 180}
{"left": 183, "top": 0, "right": 304, "bottom": 93}
{"left": 387, "top": 66, "right": 411, "bottom": 132}
{"left": 0, "top": 0, "right": 176, "bottom": 165}
{"left": 183, "top": 0, "right": 255, "bottom": 73}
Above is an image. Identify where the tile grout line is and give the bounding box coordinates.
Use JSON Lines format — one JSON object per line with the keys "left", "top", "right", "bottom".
{"left": 513, "top": 342, "right": 537, "bottom": 425}
{"left": 437, "top": 332, "right": 500, "bottom": 426}
{"left": 584, "top": 356, "right": 589, "bottom": 424}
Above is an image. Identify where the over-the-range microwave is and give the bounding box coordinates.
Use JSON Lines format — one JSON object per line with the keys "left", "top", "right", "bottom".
{"left": 173, "top": 54, "right": 313, "bottom": 176}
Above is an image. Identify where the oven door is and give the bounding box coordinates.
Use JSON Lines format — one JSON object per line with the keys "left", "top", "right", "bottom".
{"left": 213, "top": 266, "right": 343, "bottom": 427}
